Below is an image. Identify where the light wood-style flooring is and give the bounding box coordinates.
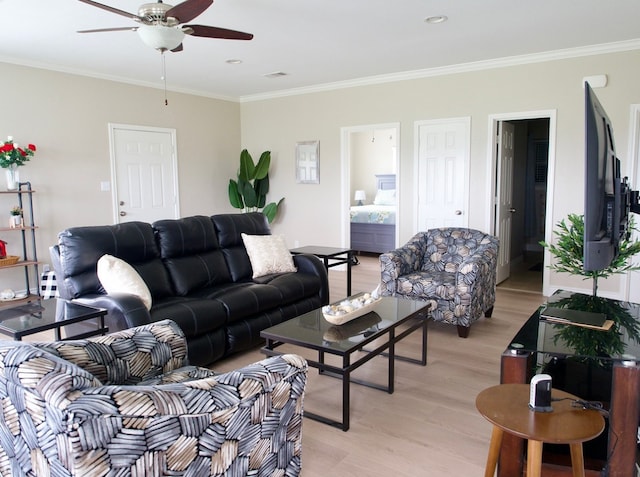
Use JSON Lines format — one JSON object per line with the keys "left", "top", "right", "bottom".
{"left": 215, "top": 255, "right": 547, "bottom": 477}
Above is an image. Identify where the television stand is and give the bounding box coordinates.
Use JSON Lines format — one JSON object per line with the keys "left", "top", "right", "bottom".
{"left": 500, "top": 290, "right": 640, "bottom": 477}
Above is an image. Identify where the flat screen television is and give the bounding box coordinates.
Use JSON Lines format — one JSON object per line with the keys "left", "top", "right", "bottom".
{"left": 583, "top": 82, "right": 640, "bottom": 272}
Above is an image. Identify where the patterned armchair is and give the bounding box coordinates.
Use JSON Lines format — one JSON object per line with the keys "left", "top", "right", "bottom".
{"left": 0, "top": 319, "right": 307, "bottom": 477}
{"left": 380, "top": 227, "right": 499, "bottom": 337}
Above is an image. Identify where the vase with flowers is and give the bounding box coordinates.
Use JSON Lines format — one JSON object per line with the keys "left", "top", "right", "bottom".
{"left": 0, "top": 136, "right": 36, "bottom": 190}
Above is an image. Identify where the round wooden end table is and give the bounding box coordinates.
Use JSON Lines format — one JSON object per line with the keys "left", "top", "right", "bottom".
{"left": 476, "top": 383, "right": 605, "bottom": 477}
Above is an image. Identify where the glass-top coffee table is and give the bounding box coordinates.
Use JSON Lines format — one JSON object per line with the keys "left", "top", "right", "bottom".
{"left": 0, "top": 298, "right": 108, "bottom": 341}
{"left": 260, "top": 295, "right": 431, "bottom": 431}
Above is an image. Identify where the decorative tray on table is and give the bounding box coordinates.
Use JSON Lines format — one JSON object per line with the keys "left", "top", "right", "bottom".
{"left": 322, "top": 292, "right": 381, "bottom": 325}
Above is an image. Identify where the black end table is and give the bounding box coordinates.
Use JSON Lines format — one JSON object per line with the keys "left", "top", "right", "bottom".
{"left": 0, "top": 299, "right": 108, "bottom": 341}
{"left": 290, "top": 246, "right": 354, "bottom": 296}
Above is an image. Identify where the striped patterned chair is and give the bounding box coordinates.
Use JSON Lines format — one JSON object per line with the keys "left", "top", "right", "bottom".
{"left": 380, "top": 227, "right": 499, "bottom": 338}
{"left": 0, "top": 319, "right": 307, "bottom": 477}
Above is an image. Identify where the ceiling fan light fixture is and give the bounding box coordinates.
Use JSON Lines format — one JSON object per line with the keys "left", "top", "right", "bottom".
{"left": 137, "top": 24, "right": 185, "bottom": 51}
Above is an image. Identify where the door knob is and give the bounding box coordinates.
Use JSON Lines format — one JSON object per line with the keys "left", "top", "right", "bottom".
{"left": 119, "top": 201, "right": 125, "bottom": 206}
{"left": 119, "top": 211, "right": 127, "bottom": 217}
{"left": 509, "top": 208, "right": 516, "bottom": 213}
{"left": 455, "top": 210, "right": 462, "bottom": 215}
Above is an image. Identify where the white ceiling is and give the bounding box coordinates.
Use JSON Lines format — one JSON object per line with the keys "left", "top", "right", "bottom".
{"left": 2, "top": 0, "right": 640, "bottom": 101}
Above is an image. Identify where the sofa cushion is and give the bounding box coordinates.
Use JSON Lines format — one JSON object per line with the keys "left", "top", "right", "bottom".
{"left": 97, "top": 254, "right": 153, "bottom": 310}
{"left": 241, "top": 233, "right": 297, "bottom": 278}
{"left": 212, "top": 213, "right": 271, "bottom": 282}
{"left": 149, "top": 297, "right": 228, "bottom": 337}
{"left": 57, "top": 221, "right": 173, "bottom": 300}
{"left": 154, "top": 216, "right": 231, "bottom": 295}
{"left": 209, "top": 283, "right": 285, "bottom": 323}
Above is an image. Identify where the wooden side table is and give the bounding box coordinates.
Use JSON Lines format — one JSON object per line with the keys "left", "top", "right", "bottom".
{"left": 476, "top": 384, "right": 605, "bottom": 477}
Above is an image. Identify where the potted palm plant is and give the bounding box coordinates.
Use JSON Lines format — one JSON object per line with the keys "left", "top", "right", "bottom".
{"left": 541, "top": 213, "right": 640, "bottom": 368}
{"left": 541, "top": 213, "right": 640, "bottom": 296}
{"left": 228, "top": 149, "right": 283, "bottom": 223}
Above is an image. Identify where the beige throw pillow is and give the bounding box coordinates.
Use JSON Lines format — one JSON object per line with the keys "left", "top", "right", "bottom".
{"left": 97, "top": 254, "right": 152, "bottom": 310}
{"left": 241, "top": 233, "right": 297, "bottom": 278}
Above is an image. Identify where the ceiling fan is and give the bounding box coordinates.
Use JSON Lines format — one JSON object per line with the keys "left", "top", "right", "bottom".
{"left": 77, "top": 0, "right": 254, "bottom": 52}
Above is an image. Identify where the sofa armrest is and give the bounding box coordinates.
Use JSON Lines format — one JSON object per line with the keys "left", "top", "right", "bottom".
{"left": 73, "top": 293, "right": 152, "bottom": 331}
{"left": 380, "top": 232, "right": 429, "bottom": 296}
{"left": 456, "top": 240, "right": 499, "bottom": 289}
{"left": 293, "top": 253, "right": 329, "bottom": 304}
{"left": 0, "top": 349, "right": 307, "bottom": 475}
{"left": 30, "top": 320, "right": 189, "bottom": 384}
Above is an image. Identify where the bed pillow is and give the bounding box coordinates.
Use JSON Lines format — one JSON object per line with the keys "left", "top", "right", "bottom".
{"left": 97, "top": 254, "right": 152, "bottom": 310}
{"left": 373, "top": 189, "right": 396, "bottom": 205}
{"left": 241, "top": 233, "right": 297, "bottom": 278}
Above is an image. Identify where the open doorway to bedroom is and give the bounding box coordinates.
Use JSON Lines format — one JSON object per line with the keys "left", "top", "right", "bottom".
{"left": 341, "top": 123, "right": 400, "bottom": 262}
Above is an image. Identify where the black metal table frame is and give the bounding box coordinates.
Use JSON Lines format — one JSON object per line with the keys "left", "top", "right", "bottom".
{"left": 290, "top": 246, "right": 354, "bottom": 296}
{"left": 261, "top": 312, "right": 428, "bottom": 431}
{"left": 0, "top": 300, "right": 108, "bottom": 341}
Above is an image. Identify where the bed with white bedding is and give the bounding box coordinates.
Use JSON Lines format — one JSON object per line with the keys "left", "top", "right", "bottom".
{"left": 350, "top": 174, "right": 396, "bottom": 254}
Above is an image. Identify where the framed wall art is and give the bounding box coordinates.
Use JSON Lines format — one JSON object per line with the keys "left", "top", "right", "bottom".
{"left": 296, "top": 140, "right": 319, "bottom": 184}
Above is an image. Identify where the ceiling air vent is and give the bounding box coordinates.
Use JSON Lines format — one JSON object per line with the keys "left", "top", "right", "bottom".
{"left": 263, "top": 71, "right": 288, "bottom": 79}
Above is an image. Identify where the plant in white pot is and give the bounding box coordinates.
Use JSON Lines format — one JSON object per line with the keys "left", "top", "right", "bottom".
{"left": 0, "top": 136, "right": 36, "bottom": 190}
{"left": 9, "top": 206, "right": 22, "bottom": 228}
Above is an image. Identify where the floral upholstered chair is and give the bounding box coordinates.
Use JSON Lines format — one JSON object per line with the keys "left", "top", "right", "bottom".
{"left": 380, "top": 227, "right": 499, "bottom": 337}
{"left": 0, "top": 319, "right": 307, "bottom": 477}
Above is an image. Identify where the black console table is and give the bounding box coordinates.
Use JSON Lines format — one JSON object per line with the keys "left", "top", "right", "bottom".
{"left": 500, "top": 290, "right": 640, "bottom": 477}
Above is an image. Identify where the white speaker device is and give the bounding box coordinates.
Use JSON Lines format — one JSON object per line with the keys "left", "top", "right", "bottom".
{"left": 529, "top": 374, "right": 553, "bottom": 412}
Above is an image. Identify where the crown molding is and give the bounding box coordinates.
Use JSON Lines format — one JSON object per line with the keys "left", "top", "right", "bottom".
{"left": 239, "top": 39, "right": 640, "bottom": 103}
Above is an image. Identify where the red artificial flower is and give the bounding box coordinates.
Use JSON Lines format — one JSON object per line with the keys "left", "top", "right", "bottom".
{"left": 27, "top": 144, "right": 36, "bottom": 152}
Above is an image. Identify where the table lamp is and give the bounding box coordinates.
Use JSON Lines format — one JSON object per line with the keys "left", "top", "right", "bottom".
{"left": 354, "top": 190, "right": 366, "bottom": 206}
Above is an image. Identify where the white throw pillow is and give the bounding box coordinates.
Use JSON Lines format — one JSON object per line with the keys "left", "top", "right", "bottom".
{"left": 97, "top": 254, "right": 152, "bottom": 310}
{"left": 241, "top": 233, "right": 297, "bottom": 278}
{"left": 373, "top": 189, "right": 396, "bottom": 206}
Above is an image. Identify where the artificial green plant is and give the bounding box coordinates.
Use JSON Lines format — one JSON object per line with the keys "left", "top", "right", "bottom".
{"left": 540, "top": 213, "right": 640, "bottom": 296}
{"left": 228, "top": 149, "right": 283, "bottom": 223}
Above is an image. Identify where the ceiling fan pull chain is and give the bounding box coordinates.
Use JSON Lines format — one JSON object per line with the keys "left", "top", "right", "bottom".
{"left": 161, "top": 52, "right": 168, "bottom": 106}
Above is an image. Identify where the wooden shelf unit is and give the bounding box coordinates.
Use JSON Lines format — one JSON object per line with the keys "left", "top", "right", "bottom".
{"left": 0, "top": 182, "right": 40, "bottom": 298}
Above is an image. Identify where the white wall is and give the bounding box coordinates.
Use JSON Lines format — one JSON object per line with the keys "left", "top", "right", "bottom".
{"left": 240, "top": 50, "right": 640, "bottom": 298}
{"left": 2, "top": 50, "right": 640, "bottom": 299}
{"left": 0, "top": 62, "right": 241, "bottom": 292}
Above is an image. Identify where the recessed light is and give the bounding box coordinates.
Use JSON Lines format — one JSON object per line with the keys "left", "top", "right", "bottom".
{"left": 263, "top": 71, "right": 288, "bottom": 79}
{"left": 425, "top": 15, "right": 448, "bottom": 24}
{"left": 226, "top": 59, "right": 242, "bottom": 65}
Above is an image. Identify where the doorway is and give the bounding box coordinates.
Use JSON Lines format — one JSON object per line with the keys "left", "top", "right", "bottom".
{"left": 109, "top": 124, "right": 180, "bottom": 224}
{"left": 491, "top": 112, "right": 556, "bottom": 294}
{"left": 341, "top": 123, "right": 400, "bottom": 255}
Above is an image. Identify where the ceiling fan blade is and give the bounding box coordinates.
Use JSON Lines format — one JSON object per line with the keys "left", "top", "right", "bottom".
{"left": 171, "top": 44, "right": 184, "bottom": 53}
{"left": 185, "top": 24, "right": 253, "bottom": 40}
{"left": 166, "top": 0, "right": 213, "bottom": 24}
{"left": 77, "top": 0, "right": 143, "bottom": 21}
{"left": 77, "top": 27, "right": 138, "bottom": 33}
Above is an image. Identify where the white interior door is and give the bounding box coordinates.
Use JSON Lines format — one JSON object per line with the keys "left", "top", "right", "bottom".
{"left": 416, "top": 118, "right": 470, "bottom": 230}
{"left": 109, "top": 124, "right": 179, "bottom": 224}
{"left": 495, "top": 121, "right": 515, "bottom": 283}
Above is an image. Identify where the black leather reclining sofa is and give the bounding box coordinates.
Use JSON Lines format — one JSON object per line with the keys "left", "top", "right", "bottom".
{"left": 50, "top": 213, "right": 329, "bottom": 366}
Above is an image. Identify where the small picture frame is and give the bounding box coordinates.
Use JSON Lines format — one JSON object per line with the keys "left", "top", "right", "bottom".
{"left": 296, "top": 140, "right": 320, "bottom": 184}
